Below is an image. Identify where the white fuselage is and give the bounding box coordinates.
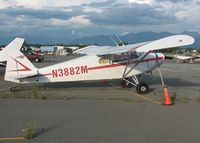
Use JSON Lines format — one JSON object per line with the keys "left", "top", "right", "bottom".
{"left": 21, "top": 52, "right": 165, "bottom": 83}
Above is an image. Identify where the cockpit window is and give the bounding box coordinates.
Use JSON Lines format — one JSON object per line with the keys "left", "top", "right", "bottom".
{"left": 99, "top": 51, "right": 139, "bottom": 64}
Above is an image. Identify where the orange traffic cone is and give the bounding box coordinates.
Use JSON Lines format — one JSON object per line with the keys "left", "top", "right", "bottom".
{"left": 162, "top": 86, "right": 173, "bottom": 105}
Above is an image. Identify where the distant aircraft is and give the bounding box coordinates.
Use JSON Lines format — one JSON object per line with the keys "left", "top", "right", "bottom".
{"left": 0, "top": 48, "right": 6, "bottom": 67}
{"left": 2, "top": 35, "right": 194, "bottom": 93}
{"left": 174, "top": 54, "right": 200, "bottom": 63}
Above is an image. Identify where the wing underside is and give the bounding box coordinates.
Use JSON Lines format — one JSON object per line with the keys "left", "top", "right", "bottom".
{"left": 75, "top": 35, "right": 194, "bottom": 56}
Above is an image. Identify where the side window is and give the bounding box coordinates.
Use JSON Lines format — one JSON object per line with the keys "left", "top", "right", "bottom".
{"left": 99, "top": 55, "right": 112, "bottom": 64}
{"left": 112, "top": 53, "right": 129, "bottom": 62}
{"left": 130, "top": 51, "right": 138, "bottom": 59}
{"left": 136, "top": 52, "right": 143, "bottom": 58}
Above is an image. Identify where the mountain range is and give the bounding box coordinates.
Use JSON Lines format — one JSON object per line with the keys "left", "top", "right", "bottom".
{"left": 72, "top": 31, "right": 200, "bottom": 48}
{"left": 1, "top": 31, "right": 200, "bottom": 48}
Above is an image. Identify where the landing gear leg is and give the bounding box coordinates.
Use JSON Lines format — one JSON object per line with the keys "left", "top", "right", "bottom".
{"left": 121, "top": 76, "right": 149, "bottom": 94}
{"left": 121, "top": 78, "right": 134, "bottom": 88}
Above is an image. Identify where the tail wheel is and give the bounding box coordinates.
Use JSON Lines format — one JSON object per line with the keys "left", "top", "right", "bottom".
{"left": 10, "top": 86, "right": 17, "bottom": 92}
{"left": 121, "top": 78, "right": 134, "bottom": 88}
{"left": 136, "top": 82, "right": 149, "bottom": 94}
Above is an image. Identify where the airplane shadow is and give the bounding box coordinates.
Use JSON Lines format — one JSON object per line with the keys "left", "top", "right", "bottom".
{"left": 43, "top": 80, "right": 119, "bottom": 89}
{"left": 41, "top": 74, "right": 200, "bottom": 91}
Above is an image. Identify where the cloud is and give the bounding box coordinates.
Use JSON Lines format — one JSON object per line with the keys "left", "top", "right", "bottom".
{"left": 83, "top": 6, "right": 103, "bottom": 13}
{"left": 88, "top": 3, "right": 177, "bottom": 26}
{"left": 0, "top": 0, "right": 199, "bottom": 44}
{"left": 49, "top": 15, "right": 92, "bottom": 27}
{"left": 128, "top": 0, "right": 155, "bottom": 5}
{"left": 120, "top": 32, "right": 130, "bottom": 35}
{"left": 67, "top": 15, "right": 92, "bottom": 27}
{"left": 175, "top": 11, "right": 190, "bottom": 20}
{"left": 0, "top": 0, "right": 101, "bottom": 9}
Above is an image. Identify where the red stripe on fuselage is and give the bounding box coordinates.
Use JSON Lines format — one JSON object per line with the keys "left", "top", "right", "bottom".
{"left": 24, "top": 57, "right": 164, "bottom": 78}
{"left": 88, "top": 57, "right": 164, "bottom": 71}
{"left": 10, "top": 58, "right": 31, "bottom": 72}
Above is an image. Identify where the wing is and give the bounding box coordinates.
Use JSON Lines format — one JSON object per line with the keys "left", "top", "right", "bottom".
{"left": 75, "top": 35, "right": 194, "bottom": 56}
{"left": 136, "top": 35, "right": 195, "bottom": 52}
{"left": 74, "top": 45, "right": 113, "bottom": 55}
{"left": 96, "top": 42, "right": 149, "bottom": 56}
{"left": 75, "top": 42, "right": 149, "bottom": 56}
{"left": 98, "top": 35, "right": 194, "bottom": 55}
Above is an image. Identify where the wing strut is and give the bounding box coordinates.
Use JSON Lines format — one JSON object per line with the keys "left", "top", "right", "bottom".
{"left": 122, "top": 51, "right": 151, "bottom": 78}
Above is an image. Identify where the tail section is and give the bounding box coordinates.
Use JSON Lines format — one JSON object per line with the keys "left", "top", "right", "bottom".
{"left": 0, "top": 38, "right": 24, "bottom": 61}
{"left": 4, "top": 38, "right": 38, "bottom": 83}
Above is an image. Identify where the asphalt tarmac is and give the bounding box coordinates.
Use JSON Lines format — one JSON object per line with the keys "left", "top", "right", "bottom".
{"left": 0, "top": 55, "right": 200, "bottom": 143}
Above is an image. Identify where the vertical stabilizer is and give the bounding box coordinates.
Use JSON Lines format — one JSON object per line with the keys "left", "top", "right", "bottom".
{"left": 4, "top": 38, "right": 38, "bottom": 83}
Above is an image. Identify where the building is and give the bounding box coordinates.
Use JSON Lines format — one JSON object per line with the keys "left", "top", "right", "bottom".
{"left": 65, "top": 46, "right": 79, "bottom": 54}
{"left": 40, "top": 46, "right": 56, "bottom": 54}
{"left": 40, "top": 46, "right": 68, "bottom": 55}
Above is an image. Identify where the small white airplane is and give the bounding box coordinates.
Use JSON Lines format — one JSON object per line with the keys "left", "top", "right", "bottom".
{"left": 0, "top": 47, "right": 7, "bottom": 67}
{"left": 174, "top": 54, "right": 200, "bottom": 63}
{"left": 2, "top": 35, "right": 194, "bottom": 93}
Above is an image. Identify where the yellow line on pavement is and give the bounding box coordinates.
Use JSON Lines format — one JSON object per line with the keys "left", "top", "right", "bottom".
{"left": 128, "top": 91, "right": 161, "bottom": 105}
{"left": 0, "top": 137, "right": 25, "bottom": 141}
{"left": 108, "top": 82, "right": 161, "bottom": 105}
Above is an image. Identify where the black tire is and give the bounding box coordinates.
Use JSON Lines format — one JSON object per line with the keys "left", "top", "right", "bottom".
{"left": 121, "top": 78, "right": 134, "bottom": 88}
{"left": 35, "top": 58, "right": 41, "bottom": 62}
{"left": 136, "top": 82, "right": 149, "bottom": 94}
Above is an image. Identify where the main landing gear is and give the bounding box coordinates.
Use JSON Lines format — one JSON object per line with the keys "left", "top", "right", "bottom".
{"left": 121, "top": 76, "right": 149, "bottom": 94}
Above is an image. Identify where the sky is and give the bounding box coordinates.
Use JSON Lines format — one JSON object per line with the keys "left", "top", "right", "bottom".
{"left": 0, "top": 0, "right": 200, "bottom": 44}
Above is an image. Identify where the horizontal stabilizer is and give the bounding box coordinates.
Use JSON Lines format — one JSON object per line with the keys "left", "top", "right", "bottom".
{"left": 15, "top": 71, "right": 39, "bottom": 79}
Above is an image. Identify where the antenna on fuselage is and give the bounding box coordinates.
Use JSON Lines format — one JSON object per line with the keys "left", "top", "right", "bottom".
{"left": 109, "top": 36, "right": 119, "bottom": 47}
{"left": 115, "top": 35, "right": 125, "bottom": 46}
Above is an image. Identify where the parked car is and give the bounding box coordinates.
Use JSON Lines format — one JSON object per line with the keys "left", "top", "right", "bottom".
{"left": 23, "top": 51, "right": 44, "bottom": 62}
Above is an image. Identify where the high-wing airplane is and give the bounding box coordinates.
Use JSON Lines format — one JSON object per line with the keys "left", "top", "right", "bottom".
{"left": 3, "top": 35, "right": 194, "bottom": 94}
{"left": 174, "top": 54, "right": 200, "bottom": 63}
{"left": 0, "top": 46, "right": 7, "bottom": 67}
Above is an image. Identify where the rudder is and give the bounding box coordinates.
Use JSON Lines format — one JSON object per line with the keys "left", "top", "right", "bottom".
{"left": 4, "top": 38, "right": 38, "bottom": 83}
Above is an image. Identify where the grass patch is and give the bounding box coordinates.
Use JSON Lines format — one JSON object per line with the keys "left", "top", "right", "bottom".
{"left": 0, "top": 93, "right": 10, "bottom": 99}
{"left": 195, "top": 96, "right": 200, "bottom": 103}
{"left": 0, "top": 89, "right": 49, "bottom": 100}
{"left": 22, "top": 123, "right": 44, "bottom": 139}
{"left": 22, "top": 123, "right": 37, "bottom": 139}
{"left": 191, "top": 88, "right": 200, "bottom": 92}
{"left": 178, "top": 96, "right": 191, "bottom": 103}
{"left": 32, "top": 90, "right": 39, "bottom": 99}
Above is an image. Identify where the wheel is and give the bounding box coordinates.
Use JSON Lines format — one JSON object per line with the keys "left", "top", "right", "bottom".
{"left": 35, "top": 58, "right": 41, "bottom": 62}
{"left": 10, "top": 87, "right": 16, "bottom": 92}
{"left": 136, "top": 82, "right": 149, "bottom": 94}
{"left": 121, "top": 78, "right": 134, "bottom": 88}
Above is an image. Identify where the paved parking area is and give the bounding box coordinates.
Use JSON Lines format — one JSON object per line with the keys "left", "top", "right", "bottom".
{"left": 0, "top": 56, "right": 200, "bottom": 143}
